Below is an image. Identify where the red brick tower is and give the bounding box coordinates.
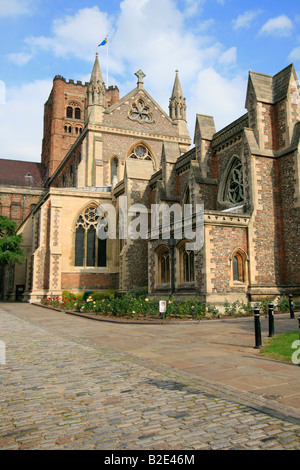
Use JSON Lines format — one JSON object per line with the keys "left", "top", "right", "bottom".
{"left": 41, "top": 64, "right": 119, "bottom": 177}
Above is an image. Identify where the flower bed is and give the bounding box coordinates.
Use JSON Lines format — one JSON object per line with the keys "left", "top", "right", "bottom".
{"left": 41, "top": 291, "right": 290, "bottom": 321}
{"left": 42, "top": 294, "right": 219, "bottom": 321}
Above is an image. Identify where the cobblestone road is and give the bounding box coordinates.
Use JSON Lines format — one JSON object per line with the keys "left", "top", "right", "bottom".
{"left": 0, "top": 307, "right": 300, "bottom": 450}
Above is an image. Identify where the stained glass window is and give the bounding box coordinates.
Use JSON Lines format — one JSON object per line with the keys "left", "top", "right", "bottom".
{"left": 129, "top": 144, "right": 153, "bottom": 162}
{"left": 74, "top": 206, "right": 106, "bottom": 267}
{"left": 224, "top": 158, "right": 244, "bottom": 204}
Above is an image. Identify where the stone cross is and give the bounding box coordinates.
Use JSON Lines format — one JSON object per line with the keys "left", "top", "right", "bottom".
{"left": 135, "top": 70, "right": 146, "bottom": 88}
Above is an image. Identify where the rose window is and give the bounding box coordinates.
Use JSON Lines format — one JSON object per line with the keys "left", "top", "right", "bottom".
{"left": 129, "top": 144, "right": 152, "bottom": 161}
{"left": 129, "top": 99, "right": 154, "bottom": 124}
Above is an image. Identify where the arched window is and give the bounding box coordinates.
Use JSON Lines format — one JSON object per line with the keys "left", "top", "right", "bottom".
{"left": 156, "top": 247, "right": 170, "bottom": 285}
{"left": 223, "top": 157, "right": 244, "bottom": 204}
{"left": 66, "top": 103, "right": 82, "bottom": 121}
{"left": 183, "top": 186, "right": 192, "bottom": 221}
{"left": 178, "top": 241, "right": 195, "bottom": 283}
{"left": 183, "top": 249, "right": 194, "bottom": 282}
{"left": 110, "top": 157, "right": 119, "bottom": 185}
{"left": 128, "top": 143, "right": 153, "bottom": 162}
{"left": 66, "top": 106, "right": 73, "bottom": 118}
{"left": 231, "top": 249, "right": 247, "bottom": 283}
{"left": 30, "top": 204, "right": 36, "bottom": 212}
{"left": 75, "top": 107, "right": 81, "bottom": 119}
{"left": 74, "top": 206, "right": 106, "bottom": 268}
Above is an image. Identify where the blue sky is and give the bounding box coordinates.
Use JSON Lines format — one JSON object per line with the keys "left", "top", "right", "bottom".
{"left": 0, "top": 0, "right": 299, "bottom": 162}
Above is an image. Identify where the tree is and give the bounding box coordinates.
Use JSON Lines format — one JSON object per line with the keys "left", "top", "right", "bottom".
{"left": 0, "top": 215, "right": 25, "bottom": 300}
{"left": 0, "top": 215, "right": 25, "bottom": 266}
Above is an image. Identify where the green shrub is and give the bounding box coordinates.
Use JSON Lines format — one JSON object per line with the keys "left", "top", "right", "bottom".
{"left": 62, "top": 289, "right": 76, "bottom": 300}
{"left": 276, "top": 295, "right": 289, "bottom": 313}
{"left": 91, "top": 289, "right": 116, "bottom": 301}
{"left": 224, "top": 299, "right": 254, "bottom": 317}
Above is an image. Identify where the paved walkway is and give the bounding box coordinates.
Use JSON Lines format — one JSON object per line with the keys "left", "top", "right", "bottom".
{"left": 0, "top": 302, "right": 300, "bottom": 450}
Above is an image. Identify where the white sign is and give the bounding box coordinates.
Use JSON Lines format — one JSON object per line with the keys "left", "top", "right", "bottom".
{"left": 159, "top": 300, "right": 167, "bottom": 313}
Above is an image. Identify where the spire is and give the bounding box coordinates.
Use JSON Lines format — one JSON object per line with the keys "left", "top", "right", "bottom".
{"left": 90, "top": 53, "right": 104, "bottom": 85}
{"left": 169, "top": 70, "right": 186, "bottom": 121}
{"left": 87, "top": 53, "right": 106, "bottom": 108}
{"left": 171, "top": 70, "right": 183, "bottom": 99}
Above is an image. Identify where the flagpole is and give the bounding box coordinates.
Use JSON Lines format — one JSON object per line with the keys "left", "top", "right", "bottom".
{"left": 106, "top": 35, "right": 108, "bottom": 88}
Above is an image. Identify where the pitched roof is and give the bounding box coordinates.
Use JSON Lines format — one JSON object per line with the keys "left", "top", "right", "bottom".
{"left": 0, "top": 159, "right": 47, "bottom": 187}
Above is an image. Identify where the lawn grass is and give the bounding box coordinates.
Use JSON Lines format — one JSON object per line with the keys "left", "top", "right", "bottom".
{"left": 260, "top": 331, "right": 299, "bottom": 363}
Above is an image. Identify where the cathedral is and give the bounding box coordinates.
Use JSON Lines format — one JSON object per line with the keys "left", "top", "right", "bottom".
{"left": 0, "top": 54, "right": 299, "bottom": 308}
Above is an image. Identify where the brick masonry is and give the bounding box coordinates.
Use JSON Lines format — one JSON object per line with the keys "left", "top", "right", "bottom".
{"left": 1, "top": 62, "right": 299, "bottom": 304}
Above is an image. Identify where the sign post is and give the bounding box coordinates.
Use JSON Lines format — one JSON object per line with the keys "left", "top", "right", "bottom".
{"left": 159, "top": 300, "right": 167, "bottom": 321}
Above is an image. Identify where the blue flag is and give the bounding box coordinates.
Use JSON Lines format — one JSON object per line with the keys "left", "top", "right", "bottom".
{"left": 98, "top": 37, "right": 107, "bottom": 47}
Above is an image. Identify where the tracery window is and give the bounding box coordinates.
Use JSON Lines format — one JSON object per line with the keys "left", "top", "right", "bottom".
{"left": 183, "top": 249, "right": 194, "bottom": 282}
{"left": 224, "top": 158, "right": 244, "bottom": 204}
{"left": 74, "top": 206, "right": 106, "bottom": 267}
{"left": 129, "top": 143, "right": 153, "bottom": 161}
{"left": 161, "top": 251, "right": 170, "bottom": 284}
{"left": 129, "top": 99, "right": 154, "bottom": 124}
{"left": 178, "top": 242, "right": 195, "bottom": 283}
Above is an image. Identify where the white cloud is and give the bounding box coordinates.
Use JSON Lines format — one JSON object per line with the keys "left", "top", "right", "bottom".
{"left": 232, "top": 10, "right": 262, "bottom": 30}
{"left": 24, "top": 7, "right": 112, "bottom": 62}
{"left": 259, "top": 15, "right": 293, "bottom": 37}
{"left": 183, "top": 0, "right": 206, "bottom": 17}
{"left": 7, "top": 52, "right": 33, "bottom": 65}
{"left": 0, "top": 0, "right": 34, "bottom": 17}
{"left": 3, "top": 0, "right": 248, "bottom": 160}
{"left": 219, "top": 46, "right": 237, "bottom": 65}
{"left": 0, "top": 80, "right": 51, "bottom": 161}
{"left": 189, "top": 68, "right": 247, "bottom": 132}
{"left": 289, "top": 46, "right": 300, "bottom": 61}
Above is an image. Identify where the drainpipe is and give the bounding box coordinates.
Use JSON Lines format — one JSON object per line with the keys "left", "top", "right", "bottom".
{"left": 22, "top": 195, "right": 26, "bottom": 222}
{"left": 168, "top": 235, "right": 175, "bottom": 297}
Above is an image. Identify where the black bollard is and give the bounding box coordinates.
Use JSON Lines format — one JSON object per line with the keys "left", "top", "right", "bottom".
{"left": 254, "top": 307, "right": 262, "bottom": 349}
{"left": 268, "top": 302, "right": 274, "bottom": 337}
{"left": 289, "top": 294, "right": 295, "bottom": 319}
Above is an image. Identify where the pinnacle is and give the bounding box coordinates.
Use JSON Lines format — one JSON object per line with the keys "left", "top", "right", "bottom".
{"left": 90, "top": 53, "right": 104, "bottom": 85}
{"left": 171, "top": 70, "right": 184, "bottom": 99}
